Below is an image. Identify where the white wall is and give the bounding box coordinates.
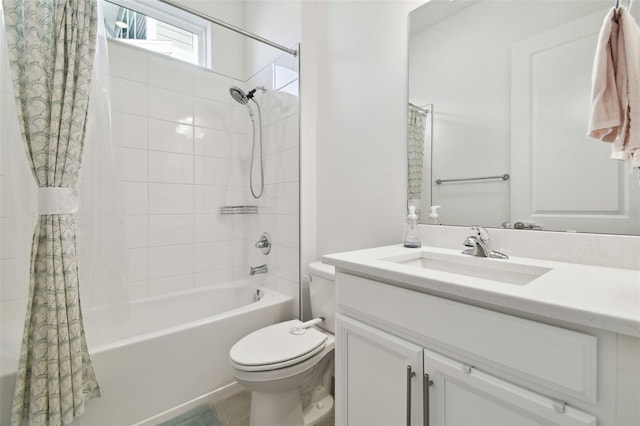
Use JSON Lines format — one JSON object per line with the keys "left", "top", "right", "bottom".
{"left": 312, "top": 0, "right": 422, "bottom": 256}
{"left": 175, "top": 0, "right": 246, "bottom": 78}
{"left": 244, "top": 0, "right": 301, "bottom": 78}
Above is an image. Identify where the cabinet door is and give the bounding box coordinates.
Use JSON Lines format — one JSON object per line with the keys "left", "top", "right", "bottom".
{"left": 336, "top": 315, "right": 424, "bottom": 426}
{"left": 424, "top": 349, "right": 597, "bottom": 426}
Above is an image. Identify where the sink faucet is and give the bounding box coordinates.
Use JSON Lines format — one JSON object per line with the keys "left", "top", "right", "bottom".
{"left": 249, "top": 264, "right": 268, "bottom": 276}
{"left": 463, "top": 227, "right": 509, "bottom": 259}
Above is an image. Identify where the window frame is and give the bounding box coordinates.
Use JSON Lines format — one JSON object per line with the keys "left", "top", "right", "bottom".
{"left": 105, "top": 0, "right": 211, "bottom": 67}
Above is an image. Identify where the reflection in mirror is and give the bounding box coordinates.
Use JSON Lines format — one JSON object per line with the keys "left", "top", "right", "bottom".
{"left": 408, "top": 0, "right": 640, "bottom": 235}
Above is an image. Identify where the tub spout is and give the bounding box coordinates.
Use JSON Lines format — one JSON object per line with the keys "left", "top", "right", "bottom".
{"left": 249, "top": 264, "right": 268, "bottom": 276}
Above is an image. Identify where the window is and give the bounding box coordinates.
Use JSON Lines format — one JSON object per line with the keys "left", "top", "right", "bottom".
{"left": 103, "top": 0, "right": 210, "bottom": 66}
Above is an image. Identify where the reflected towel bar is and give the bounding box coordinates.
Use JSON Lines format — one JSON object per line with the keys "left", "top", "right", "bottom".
{"left": 435, "top": 174, "right": 510, "bottom": 185}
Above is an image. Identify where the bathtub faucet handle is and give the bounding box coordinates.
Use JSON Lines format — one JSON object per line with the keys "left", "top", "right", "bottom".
{"left": 255, "top": 232, "right": 271, "bottom": 255}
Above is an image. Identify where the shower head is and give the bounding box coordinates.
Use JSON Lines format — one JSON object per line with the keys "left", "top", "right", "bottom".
{"left": 229, "top": 86, "right": 249, "bottom": 105}
{"left": 229, "top": 86, "right": 267, "bottom": 105}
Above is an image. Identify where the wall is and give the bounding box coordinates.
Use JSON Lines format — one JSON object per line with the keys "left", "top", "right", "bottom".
{"left": 108, "top": 40, "right": 300, "bottom": 308}
{"left": 313, "top": 0, "right": 422, "bottom": 256}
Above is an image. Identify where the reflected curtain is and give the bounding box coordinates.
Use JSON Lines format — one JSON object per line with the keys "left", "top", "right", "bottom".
{"left": 408, "top": 103, "right": 427, "bottom": 203}
{"left": 3, "top": 1, "right": 101, "bottom": 424}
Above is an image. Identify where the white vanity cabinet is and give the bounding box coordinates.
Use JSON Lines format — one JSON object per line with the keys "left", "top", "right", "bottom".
{"left": 336, "top": 316, "right": 424, "bottom": 426}
{"left": 334, "top": 271, "right": 639, "bottom": 426}
{"left": 423, "top": 349, "right": 595, "bottom": 426}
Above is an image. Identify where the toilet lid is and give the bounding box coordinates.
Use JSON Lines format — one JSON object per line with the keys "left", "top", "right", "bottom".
{"left": 230, "top": 320, "right": 327, "bottom": 370}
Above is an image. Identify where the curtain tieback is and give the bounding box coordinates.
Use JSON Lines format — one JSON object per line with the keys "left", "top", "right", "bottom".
{"left": 37, "top": 187, "right": 79, "bottom": 215}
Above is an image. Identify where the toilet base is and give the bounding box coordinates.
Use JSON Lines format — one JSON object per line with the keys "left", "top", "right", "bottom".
{"left": 249, "top": 391, "right": 334, "bottom": 426}
{"left": 250, "top": 389, "right": 303, "bottom": 426}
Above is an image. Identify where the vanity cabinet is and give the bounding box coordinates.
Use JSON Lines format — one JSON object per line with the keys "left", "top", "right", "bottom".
{"left": 336, "top": 316, "right": 424, "bottom": 426}
{"left": 334, "top": 271, "right": 639, "bottom": 426}
{"left": 423, "top": 348, "right": 595, "bottom": 426}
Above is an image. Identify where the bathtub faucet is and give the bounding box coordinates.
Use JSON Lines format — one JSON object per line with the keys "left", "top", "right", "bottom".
{"left": 249, "top": 264, "right": 268, "bottom": 276}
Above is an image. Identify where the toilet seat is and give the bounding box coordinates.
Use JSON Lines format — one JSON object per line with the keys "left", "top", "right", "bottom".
{"left": 230, "top": 319, "right": 328, "bottom": 372}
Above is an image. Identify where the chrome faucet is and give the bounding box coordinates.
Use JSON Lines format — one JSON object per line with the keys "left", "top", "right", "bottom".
{"left": 249, "top": 264, "right": 268, "bottom": 276}
{"left": 463, "top": 226, "right": 509, "bottom": 259}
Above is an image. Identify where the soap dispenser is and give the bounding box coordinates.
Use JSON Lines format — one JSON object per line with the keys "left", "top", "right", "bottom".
{"left": 403, "top": 205, "right": 421, "bottom": 248}
{"left": 428, "top": 205, "right": 441, "bottom": 225}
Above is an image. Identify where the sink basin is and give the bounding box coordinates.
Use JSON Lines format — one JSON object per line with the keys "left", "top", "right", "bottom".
{"left": 383, "top": 251, "right": 551, "bottom": 285}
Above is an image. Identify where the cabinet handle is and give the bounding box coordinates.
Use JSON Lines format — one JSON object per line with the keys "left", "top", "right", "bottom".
{"left": 406, "top": 365, "right": 416, "bottom": 426}
{"left": 423, "top": 373, "right": 431, "bottom": 426}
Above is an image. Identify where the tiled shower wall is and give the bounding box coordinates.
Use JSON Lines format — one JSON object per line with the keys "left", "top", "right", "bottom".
{"left": 109, "top": 40, "right": 300, "bottom": 305}
{"left": 0, "top": 40, "right": 300, "bottom": 319}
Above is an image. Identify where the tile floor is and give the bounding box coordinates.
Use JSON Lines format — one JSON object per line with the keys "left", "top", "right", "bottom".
{"left": 160, "top": 389, "right": 334, "bottom": 426}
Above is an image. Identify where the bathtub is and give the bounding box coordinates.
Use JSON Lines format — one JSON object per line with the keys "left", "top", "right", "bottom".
{"left": 0, "top": 284, "right": 292, "bottom": 425}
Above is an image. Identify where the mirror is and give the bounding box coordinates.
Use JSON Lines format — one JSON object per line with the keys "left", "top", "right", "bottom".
{"left": 408, "top": 0, "right": 640, "bottom": 235}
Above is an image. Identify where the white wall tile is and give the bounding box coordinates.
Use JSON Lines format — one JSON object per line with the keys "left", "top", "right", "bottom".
{"left": 276, "top": 214, "right": 299, "bottom": 249}
{"left": 231, "top": 105, "right": 252, "bottom": 134}
{"left": 194, "top": 185, "right": 228, "bottom": 214}
{"left": 149, "top": 151, "right": 193, "bottom": 184}
{"left": 120, "top": 182, "right": 148, "bottom": 215}
{"left": 149, "top": 245, "right": 194, "bottom": 279}
{"left": 149, "top": 183, "right": 194, "bottom": 215}
{"left": 194, "top": 242, "right": 233, "bottom": 272}
{"left": 107, "top": 40, "right": 148, "bottom": 83}
{"left": 126, "top": 248, "right": 149, "bottom": 282}
{"left": 116, "top": 147, "right": 147, "bottom": 182}
{"left": 194, "top": 98, "right": 231, "bottom": 131}
{"left": 123, "top": 216, "right": 149, "bottom": 249}
{"left": 149, "top": 215, "right": 195, "bottom": 247}
{"left": 194, "top": 69, "right": 233, "bottom": 103}
{"left": 231, "top": 132, "right": 252, "bottom": 160}
{"left": 0, "top": 259, "right": 27, "bottom": 301}
{"left": 148, "top": 54, "right": 194, "bottom": 95}
{"left": 111, "top": 113, "right": 148, "bottom": 150}
{"left": 128, "top": 281, "right": 149, "bottom": 300}
{"left": 274, "top": 245, "right": 299, "bottom": 283}
{"left": 195, "top": 127, "right": 232, "bottom": 158}
{"left": 274, "top": 182, "right": 298, "bottom": 215}
{"left": 195, "top": 157, "right": 231, "bottom": 185}
{"left": 149, "top": 274, "right": 194, "bottom": 296}
{"left": 148, "top": 87, "right": 194, "bottom": 124}
{"left": 111, "top": 77, "right": 147, "bottom": 115}
{"left": 195, "top": 214, "right": 232, "bottom": 243}
{"left": 149, "top": 119, "right": 194, "bottom": 154}
{"left": 195, "top": 269, "right": 233, "bottom": 287}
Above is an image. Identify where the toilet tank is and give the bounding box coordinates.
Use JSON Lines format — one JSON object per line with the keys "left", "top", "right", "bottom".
{"left": 308, "top": 261, "right": 335, "bottom": 334}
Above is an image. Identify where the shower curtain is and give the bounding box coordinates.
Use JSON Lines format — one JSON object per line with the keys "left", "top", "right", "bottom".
{"left": 408, "top": 103, "right": 427, "bottom": 203}
{"left": 3, "top": 1, "right": 102, "bottom": 424}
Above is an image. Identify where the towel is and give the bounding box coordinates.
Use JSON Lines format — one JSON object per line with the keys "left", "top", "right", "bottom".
{"left": 588, "top": 7, "right": 640, "bottom": 168}
{"left": 588, "top": 8, "right": 621, "bottom": 143}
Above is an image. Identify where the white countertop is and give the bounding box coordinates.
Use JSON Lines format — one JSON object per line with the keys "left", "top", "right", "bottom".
{"left": 323, "top": 245, "right": 640, "bottom": 337}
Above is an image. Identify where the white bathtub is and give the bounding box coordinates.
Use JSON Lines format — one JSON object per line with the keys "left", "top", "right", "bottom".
{"left": 0, "top": 284, "right": 292, "bottom": 425}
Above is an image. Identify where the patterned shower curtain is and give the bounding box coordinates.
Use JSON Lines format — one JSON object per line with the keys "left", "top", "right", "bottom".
{"left": 3, "top": 1, "right": 101, "bottom": 424}
{"left": 408, "top": 103, "right": 427, "bottom": 203}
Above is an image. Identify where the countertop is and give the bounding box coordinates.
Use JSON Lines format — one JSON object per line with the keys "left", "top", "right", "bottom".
{"left": 323, "top": 245, "right": 640, "bottom": 338}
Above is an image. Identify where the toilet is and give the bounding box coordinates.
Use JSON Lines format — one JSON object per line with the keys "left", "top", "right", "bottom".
{"left": 229, "top": 262, "right": 335, "bottom": 426}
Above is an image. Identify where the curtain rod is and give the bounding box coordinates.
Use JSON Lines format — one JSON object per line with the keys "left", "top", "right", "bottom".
{"left": 156, "top": 0, "right": 298, "bottom": 57}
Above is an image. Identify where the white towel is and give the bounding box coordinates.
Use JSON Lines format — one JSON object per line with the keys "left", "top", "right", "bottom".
{"left": 588, "top": 8, "right": 622, "bottom": 143}
{"left": 613, "top": 7, "right": 640, "bottom": 167}
{"left": 588, "top": 7, "right": 640, "bottom": 168}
